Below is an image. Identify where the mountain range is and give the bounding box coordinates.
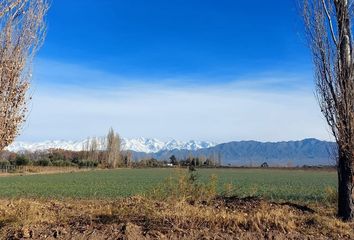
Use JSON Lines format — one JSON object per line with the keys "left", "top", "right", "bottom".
{"left": 143, "top": 138, "right": 336, "bottom": 166}
{"left": 6, "top": 138, "right": 336, "bottom": 166}
{"left": 6, "top": 137, "right": 217, "bottom": 153}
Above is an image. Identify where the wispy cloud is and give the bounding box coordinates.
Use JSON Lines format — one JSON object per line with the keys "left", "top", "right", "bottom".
{"left": 18, "top": 59, "right": 331, "bottom": 142}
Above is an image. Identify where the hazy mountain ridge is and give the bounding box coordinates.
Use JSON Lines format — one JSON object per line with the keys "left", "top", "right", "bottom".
{"left": 130, "top": 138, "right": 337, "bottom": 166}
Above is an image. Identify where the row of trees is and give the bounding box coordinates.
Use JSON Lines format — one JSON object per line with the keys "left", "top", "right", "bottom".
{"left": 0, "top": 150, "right": 224, "bottom": 169}
{"left": 73, "top": 127, "right": 132, "bottom": 168}
{"left": 0, "top": 149, "right": 134, "bottom": 168}
{"left": 169, "top": 154, "right": 221, "bottom": 167}
{"left": 82, "top": 128, "right": 130, "bottom": 168}
{"left": 0, "top": 149, "right": 98, "bottom": 167}
{"left": 0, "top": 128, "right": 132, "bottom": 168}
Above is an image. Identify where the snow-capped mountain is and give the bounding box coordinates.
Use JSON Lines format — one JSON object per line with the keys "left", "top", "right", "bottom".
{"left": 122, "top": 137, "right": 165, "bottom": 153}
{"left": 6, "top": 137, "right": 217, "bottom": 153}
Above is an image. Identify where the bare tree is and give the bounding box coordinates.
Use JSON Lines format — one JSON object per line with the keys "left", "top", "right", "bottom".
{"left": 82, "top": 137, "right": 99, "bottom": 163}
{"left": 106, "top": 127, "right": 121, "bottom": 168}
{"left": 89, "top": 137, "right": 99, "bottom": 163}
{"left": 303, "top": 0, "right": 354, "bottom": 220}
{"left": 0, "top": 0, "right": 48, "bottom": 150}
{"left": 82, "top": 138, "right": 90, "bottom": 159}
{"left": 123, "top": 150, "right": 132, "bottom": 167}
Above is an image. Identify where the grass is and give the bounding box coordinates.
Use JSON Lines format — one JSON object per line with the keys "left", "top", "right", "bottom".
{"left": 0, "top": 168, "right": 337, "bottom": 202}
{"left": 0, "top": 197, "right": 352, "bottom": 239}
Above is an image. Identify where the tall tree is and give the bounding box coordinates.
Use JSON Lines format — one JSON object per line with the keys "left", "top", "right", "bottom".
{"left": 106, "top": 127, "right": 121, "bottom": 168}
{"left": 303, "top": 0, "right": 354, "bottom": 220}
{"left": 0, "top": 0, "right": 48, "bottom": 150}
{"left": 83, "top": 137, "right": 100, "bottom": 163}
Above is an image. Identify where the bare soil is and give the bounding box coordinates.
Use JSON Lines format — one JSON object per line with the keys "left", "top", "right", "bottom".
{"left": 0, "top": 197, "right": 352, "bottom": 240}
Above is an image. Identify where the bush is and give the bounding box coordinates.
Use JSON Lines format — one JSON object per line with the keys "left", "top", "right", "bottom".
{"left": 52, "top": 160, "right": 76, "bottom": 167}
{"left": 78, "top": 160, "right": 98, "bottom": 168}
{"left": 72, "top": 156, "right": 80, "bottom": 165}
{"left": 15, "top": 155, "right": 29, "bottom": 166}
{"left": 0, "top": 160, "right": 11, "bottom": 167}
{"left": 150, "top": 169, "right": 218, "bottom": 203}
{"left": 37, "top": 158, "right": 52, "bottom": 166}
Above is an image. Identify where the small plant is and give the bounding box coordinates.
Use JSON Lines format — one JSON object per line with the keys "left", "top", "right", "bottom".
{"left": 223, "top": 182, "right": 234, "bottom": 197}
{"left": 204, "top": 174, "right": 218, "bottom": 201}
{"left": 149, "top": 169, "right": 218, "bottom": 203}
{"left": 249, "top": 184, "right": 259, "bottom": 197}
{"left": 324, "top": 186, "right": 337, "bottom": 204}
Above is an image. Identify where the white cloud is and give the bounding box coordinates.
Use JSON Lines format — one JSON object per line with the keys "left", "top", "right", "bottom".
{"left": 17, "top": 60, "right": 332, "bottom": 143}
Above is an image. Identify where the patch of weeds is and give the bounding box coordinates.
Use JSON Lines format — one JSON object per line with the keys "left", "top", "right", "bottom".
{"left": 324, "top": 186, "right": 337, "bottom": 205}
{"left": 148, "top": 168, "right": 218, "bottom": 203}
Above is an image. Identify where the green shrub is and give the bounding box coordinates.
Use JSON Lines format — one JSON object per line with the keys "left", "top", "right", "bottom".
{"left": 37, "top": 158, "right": 52, "bottom": 166}
{"left": 52, "top": 160, "right": 76, "bottom": 167}
{"left": 78, "top": 160, "right": 98, "bottom": 168}
{"left": 15, "top": 155, "right": 29, "bottom": 166}
{"left": 0, "top": 160, "right": 11, "bottom": 167}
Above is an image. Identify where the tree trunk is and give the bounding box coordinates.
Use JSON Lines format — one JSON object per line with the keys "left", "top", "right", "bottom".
{"left": 337, "top": 149, "right": 354, "bottom": 221}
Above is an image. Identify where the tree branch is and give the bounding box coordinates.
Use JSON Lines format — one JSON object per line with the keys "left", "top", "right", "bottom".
{"left": 322, "top": 0, "right": 338, "bottom": 46}
{"left": 0, "top": 0, "right": 22, "bottom": 18}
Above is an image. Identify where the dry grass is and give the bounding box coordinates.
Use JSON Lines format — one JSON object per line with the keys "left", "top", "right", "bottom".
{"left": 324, "top": 185, "right": 338, "bottom": 204}
{"left": 0, "top": 197, "right": 352, "bottom": 239}
{"left": 147, "top": 170, "right": 218, "bottom": 203}
{"left": 0, "top": 166, "right": 92, "bottom": 177}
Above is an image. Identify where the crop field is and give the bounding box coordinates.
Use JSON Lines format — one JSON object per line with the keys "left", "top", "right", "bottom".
{"left": 0, "top": 168, "right": 337, "bottom": 202}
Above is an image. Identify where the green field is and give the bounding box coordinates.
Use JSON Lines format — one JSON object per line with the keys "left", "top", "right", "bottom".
{"left": 0, "top": 168, "right": 337, "bottom": 202}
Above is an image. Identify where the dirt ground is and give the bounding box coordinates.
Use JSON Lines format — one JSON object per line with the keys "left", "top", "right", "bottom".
{"left": 0, "top": 196, "right": 353, "bottom": 240}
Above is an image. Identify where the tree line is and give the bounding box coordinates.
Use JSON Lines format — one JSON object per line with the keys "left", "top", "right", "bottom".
{"left": 0, "top": 132, "right": 224, "bottom": 168}
{"left": 0, "top": 128, "right": 132, "bottom": 168}
{"left": 168, "top": 154, "right": 221, "bottom": 167}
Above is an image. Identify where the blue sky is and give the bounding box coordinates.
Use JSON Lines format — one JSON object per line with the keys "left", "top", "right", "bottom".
{"left": 19, "top": 0, "right": 331, "bottom": 142}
